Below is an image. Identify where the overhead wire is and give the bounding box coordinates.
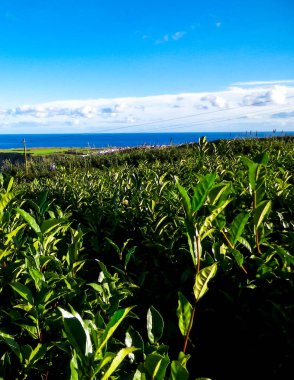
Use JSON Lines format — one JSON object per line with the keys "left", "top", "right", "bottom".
{"left": 141, "top": 104, "right": 294, "bottom": 133}
{"left": 95, "top": 94, "right": 294, "bottom": 133}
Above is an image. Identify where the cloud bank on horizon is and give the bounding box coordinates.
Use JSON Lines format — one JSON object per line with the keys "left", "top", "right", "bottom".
{"left": 1, "top": 82, "right": 294, "bottom": 134}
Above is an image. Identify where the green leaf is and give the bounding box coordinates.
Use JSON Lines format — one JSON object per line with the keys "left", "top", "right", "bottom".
{"left": 191, "top": 173, "right": 216, "bottom": 212}
{"left": 97, "top": 260, "right": 115, "bottom": 281}
{"left": 125, "top": 326, "right": 144, "bottom": 361}
{"left": 69, "top": 350, "right": 79, "bottom": 380}
{"left": 27, "top": 343, "right": 47, "bottom": 367}
{"left": 176, "top": 182, "right": 192, "bottom": 222}
{"left": 0, "top": 191, "right": 18, "bottom": 214}
{"left": 37, "top": 190, "right": 49, "bottom": 211}
{"left": 147, "top": 306, "right": 164, "bottom": 344}
{"left": 88, "top": 283, "right": 103, "bottom": 293}
{"left": 176, "top": 292, "right": 192, "bottom": 337}
{"left": 40, "top": 218, "right": 65, "bottom": 234}
{"left": 95, "top": 306, "right": 134, "bottom": 359}
{"left": 229, "top": 212, "right": 250, "bottom": 246}
{"left": 29, "top": 268, "right": 44, "bottom": 284}
{"left": 231, "top": 249, "right": 244, "bottom": 267}
{"left": 237, "top": 236, "right": 252, "bottom": 252}
{"left": 100, "top": 347, "right": 138, "bottom": 380}
{"left": 256, "top": 152, "right": 269, "bottom": 165}
{"left": 105, "top": 237, "right": 120, "bottom": 255}
{"left": 242, "top": 157, "right": 258, "bottom": 190}
{"left": 253, "top": 200, "right": 271, "bottom": 229}
{"left": 6, "top": 177, "right": 14, "bottom": 193}
{"left": 133, "top": 368, "right": 147, "bottom": 380}
{"left": 0, "top": 352, "right": 11, "bottom": 380}
{"left": 20, "top": 325, "right": 38, "bottom": 340}
{"left": 125, "top": 246, "right": 136, "bottom": 269}
{"left": 144, "top": 353, "right": 170, "bottom": 380}
{"left": 4, "top": 223, "right": 26, "bottom": 245}
{"left": 15, "top": 208, "right": 41, "bottom": 235}
{"left": 0, "top": 332, "right": 22, "bottom": 362}
{"left": 193, "top": 263, "right": 218, "bottom": 303}
{"left": 10, "top": 282, "right": 34, "bottom": 305}
{"left": 170, "top": 360, "right": 189, "bottom": 380}
{"left": 59, "top": 307, "right": 92, "bottom": 358}
{"left": 94, "top": 353, "right": 115, "bottom": 375}
{"left": 208, "top": 183, "right": 230, "bottom": 205}
{"left": 199, "top": 199, "right": 231, "bottom": 238}
{"left": 177, "top": 351, "right": 190, "bottom": 367}
{"left": 272, "top": 245, "right": 294, "bottom": 265}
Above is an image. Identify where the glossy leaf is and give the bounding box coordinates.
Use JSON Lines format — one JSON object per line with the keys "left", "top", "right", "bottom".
{"left": 0, "top": 191, "right": 18, "bottom": 215}
{"left": 208, "top": 182, "right": 230, "bottom": 205}
{"left": 95, "top": 306, "right": 134, "bottom": 358}
{"left": 176, "top": 292, "right": 193, "bottom": 337}
{"left": 242, "top": 157, "right": 258, "bottom": 190}
{"left": 176, "top": 182, "right": 192, "bottom": 221}
{"left": 15, "top": 208, "right": 41, "bottom": 235}
{"left": 144, "top": 353, "right": 170, "bottom": 380}
{"left": 253, "top": 200, "right": 271, "bottom": 229}
{"left": 193, "top": 263, "right": 218, "bottom": 303}
{"left": 0, "top": 332, "right": 22, "bottom": 362}
{"left": 147, "top": 306, "right": 164, "bottom": 344}
{"left": 10, "top": 282, "right": 34, "bottom": 305}
{"left": 191, "top": 173, "right": 216, "bottom": 212}
{"left": 170, "top": 360, "right": 189, "bottom": 380}
{"left": 231, "top": 249, "right": 244, "bottom": 267}
{"left": 59, "top": 307, "right": 92, "bottom": 358}
{"left": 40, "top": 218, "right": 66, "bottom": 234}
{"left": 100, "top": 347, "right": 137, "bottom": 380}
{"left": 199, "top": 199, "right": 231, "bottom": 238}
{"left": 229, "top": 212, "right": 250, "bottom": 246}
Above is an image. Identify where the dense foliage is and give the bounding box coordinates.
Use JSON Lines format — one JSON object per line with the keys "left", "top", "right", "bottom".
{"left": 0, "top": 137, "right": 293, "bottom": 380}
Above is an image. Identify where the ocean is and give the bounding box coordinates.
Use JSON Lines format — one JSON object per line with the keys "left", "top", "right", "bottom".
{"left": 0, "top": 131, "right": 292, "bottom": 149}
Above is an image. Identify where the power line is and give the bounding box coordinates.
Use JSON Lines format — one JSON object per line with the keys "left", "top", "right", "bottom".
{"left": 95, "top": 95, "right": 294, "bottom": 133}
{"left": 141, "top": 105, "right": 294, "bottom": 133}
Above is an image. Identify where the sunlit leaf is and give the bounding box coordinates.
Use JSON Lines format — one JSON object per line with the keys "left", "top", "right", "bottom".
{"left": 15, "top": 208, "right": 41, "bottom": 235}
{"left": 170, "top": 360, "right": 189, "bottom": 380}
{"left": 231, "top": 249, "right": 244, "bottom": 267}
{"left": 176, "top": 182, "right": 192, "bottom": 221}
{"left": 10, "top": 282, "right": 34, "bottom": 305}
{"left": 229, "top": 212, "right": 250, "bottom": 246}
{"left": 193, "top": 263, "right": 218, "bottom": 302}
{"left": 59, "top": 307, "right": 92, "bottom": 358}
{"left": 95, "top": 307, "right": 134, "bottom": 358}
{"left": 176, "top": 292, "right": 192, "bottom": 337}
{"left": 0, "top": 332, "right": 22, "bottom": 362}
{"left": 191, "top": 173, "right": 216, "bottom": 212}
{"left": 101, "top": 347, "right": 138, "bottom": 380}
{"left": 144, "top": 353, "right": 170, "bottom": 380}
{"left": 147, "top": 306, "right": 164, "bottom": 344}
{"left": 253, "top": 200, "right": 271, "bottom": 229}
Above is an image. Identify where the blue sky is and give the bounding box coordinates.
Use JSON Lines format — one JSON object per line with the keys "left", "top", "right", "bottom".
{"left": 0, "top": 0, "right": 294, "bottom": 132}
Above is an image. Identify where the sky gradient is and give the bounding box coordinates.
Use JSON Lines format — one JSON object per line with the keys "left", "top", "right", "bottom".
{"left": 0, "top": 0, "right": 293, "bottom": 132}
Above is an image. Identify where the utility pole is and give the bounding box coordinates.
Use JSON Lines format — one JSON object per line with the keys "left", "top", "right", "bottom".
{"left": 23, "top": 138, "right": 28, "bottom": 176}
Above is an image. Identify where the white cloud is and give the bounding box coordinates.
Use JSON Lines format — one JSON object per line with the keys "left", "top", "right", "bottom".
{"left": 232, "top": 80, "right": 294, "bottom": 86}
{"left": 242, "top": 86, "right": 287, "bottom": 106}
{"left": 272, "top": 111, "right": 294, "bottom": 119}
{"left": 156, "top": 31, "right": 186, "bottom": 44}
{"left": 171, "top": 31, "right": 186, "bottom": 40}
{"left": 201, "top": 95, "right": 227, "bottom": 108}
{"left": 1, "top": 84, "right": 294, "bottom": 133}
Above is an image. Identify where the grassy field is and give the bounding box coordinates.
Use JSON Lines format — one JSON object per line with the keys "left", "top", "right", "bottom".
{"left": 0, "top": 147, "right": 103, "bottom": 156}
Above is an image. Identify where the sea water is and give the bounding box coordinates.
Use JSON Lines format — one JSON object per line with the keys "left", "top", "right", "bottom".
{"left": 0, "top": 131, "right": 292, "bottom": 149}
